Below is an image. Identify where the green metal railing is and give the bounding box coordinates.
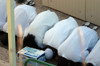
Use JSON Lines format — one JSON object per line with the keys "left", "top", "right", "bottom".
{"left": 24, "top": 58, "right": 56, "bottom": 66}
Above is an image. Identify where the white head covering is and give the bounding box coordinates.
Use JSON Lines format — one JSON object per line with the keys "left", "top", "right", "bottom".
{"left": 23, "top": 10, "right": 59, "bottom": 48}
{"left": 86, "top": 39, "right": 100, "bottom": 66}
{"left": 58, "top": 26, "right": 98, "bottom": 62}
{"left": 43, "top": 17, "right": 78, "bottom": 49}
{"left": 3, "top": 4, "right": 37, "bottom": 36}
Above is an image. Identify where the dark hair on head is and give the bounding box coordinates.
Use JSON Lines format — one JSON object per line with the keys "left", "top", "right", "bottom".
{"left": 57, "top": 57, "right": 70, "bottom": 66}
{"left": 23, "top": 34, "right": 43, "bottom": 50}
{"left": 57, "top": 57, "right": 84, "bottom": 66}
{"left": 86, "top": 63, "right": 94, "bottom": 66}
{"left": 15, "top": 0, "right": 26, "bottom": 4}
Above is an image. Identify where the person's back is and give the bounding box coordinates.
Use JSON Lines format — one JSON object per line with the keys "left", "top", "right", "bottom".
{"left": 14, "top": 4, "right": 37, "bottom": 35}
{"left": 0, "top": 0, "right": 37, "bottom": 46}
{"left": 3, "top": 4, "right": 37, "bottom": 36}
{"left": 23, "top": 10, "right": 59, "bottom": 49}
{"left": 58, "top": 26, "right": 98, "bottom": 63}
{"left": 43, "top": 17, "right": 78, "bottom": 49}
{"left": 0, "top": 0, "right": 7, "bottom": 30}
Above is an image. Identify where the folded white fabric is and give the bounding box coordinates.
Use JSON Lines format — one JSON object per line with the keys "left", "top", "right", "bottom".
{"left": 86, "top": 39, "right": 100, "bottom": 66}
{"left": 58, "top": 26, "right": 98, "bottom": 62}
{"left": 3, "top": 4, "right": 37, "bottom": 36}
{"left": 0, "top": 0, "right": 16, "bottom": 31}
{"left": 24, "top": 10, "right": 59, "bottom": 48}
{"left": 43, "top": 17, "right": 78, "bottom": 49}
{"left": 0, "top": 0, "right": 7, "bottom": 30}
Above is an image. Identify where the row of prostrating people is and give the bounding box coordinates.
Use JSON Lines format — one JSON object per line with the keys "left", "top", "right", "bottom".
{"left": 23, "top": 10, "right": 100, "bottom": 66}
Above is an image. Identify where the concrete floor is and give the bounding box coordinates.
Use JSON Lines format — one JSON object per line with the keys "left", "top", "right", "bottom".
{"left": 0, "top": 42, "right": 9, "bottom": 66}
{"left": 0, "top": 0, "right": 100, "bottom": 66}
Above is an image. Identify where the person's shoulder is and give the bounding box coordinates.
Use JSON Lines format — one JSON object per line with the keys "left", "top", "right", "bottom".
{"left": 16, "top": 4, "right": 35, "bottom": 10}
{"left": 14, "top": 4, "right": 26, "bottom": 11}
{"left": 16, "top": 4, "right": 26, "bottom": 8}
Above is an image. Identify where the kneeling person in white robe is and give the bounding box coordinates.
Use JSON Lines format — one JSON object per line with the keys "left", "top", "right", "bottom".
{"left": 43, "top": 17, "right": 78, "bottom": 49}
{"left": 0, "top": 0, "right": 37, "bottom": 45}
{"left": 57, "top": 26, "right": 98, "bottom": 66}
{"left": 43, "top": 17, "right": 78, "bottom": 58}
{"left": 23, "top": 10, "right": 59, "bottom": 50}
{"left": 0, "top": 0, "right": 16, "bottom": 33}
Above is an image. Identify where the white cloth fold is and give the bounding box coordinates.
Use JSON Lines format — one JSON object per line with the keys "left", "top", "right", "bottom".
{"left": 58, "top": 26, "right": 98, "bottom": 62}
{"left": 23, "top": 10, "right": 59, "bottom": 48}
{"left": 43, "top": 17, "right": 78, "bottom": 49}
{"left": 3, "top": 4, "right": 37, "bottom": 36}
{"left": 0, "top": 0, "right": 16, "bottom": 31}
{"left": 86, "top": 39, "right": 100, "bottom": 66}
{"left": 0, "top": 0, "right": 7, "bottom": 31}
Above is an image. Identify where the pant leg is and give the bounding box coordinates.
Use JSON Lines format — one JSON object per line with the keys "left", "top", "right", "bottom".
{"left": 86, "top": 63, "right": 94, "bottom": 66}
{"left": 0, "top": 32, "right": 17, "bottom": 46}
{"left": 0, "top": 30, "right": 6, "bottom": 35}
{"left": 57, "top": 57, "right": 71, "bottom": 66}
{"left": 0, "top": 32, "right": 8, "bottom": 45}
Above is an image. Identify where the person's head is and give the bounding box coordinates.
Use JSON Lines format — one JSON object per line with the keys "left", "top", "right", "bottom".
{"left": 23, "top": 34, "right": 40, "bottom": 49}
{"left": 15, "top": 0, "right": 27, "bottom": 4}
{"left": 86, "top": 63, "right": 94, "bottom": 66}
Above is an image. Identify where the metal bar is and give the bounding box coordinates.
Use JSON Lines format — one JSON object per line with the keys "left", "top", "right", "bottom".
{"left": 7, "top": 0, "right": 16, "bottom": 66}
{"left": 24, "top": 58, "right": 55, "bottom": 66}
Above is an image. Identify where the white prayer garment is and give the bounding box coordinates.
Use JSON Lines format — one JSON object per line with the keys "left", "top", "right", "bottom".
{"left": 43, "top": 17, "right": 78, "bottom": 49}
{"left": 0, "top": 0, "right": 16, "bottom": 31}
{"left": 23, "top": 10, "right": 59, "bottom": 48}
{"left": 58, "top": 26, "right": 98, "bottom": 63}
{"left": 0, "top": 0, "right": 7, "bottom": 30}
{"left": 86, "top": 39, "right": 100, "bottom": 66}
{"left": 3, "top": 4, "right": 37, "bottom": 36}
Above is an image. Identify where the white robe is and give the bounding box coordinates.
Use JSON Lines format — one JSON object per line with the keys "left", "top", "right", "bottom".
{"left": 43, "top": 17, "right": 78, "bottom": 49}
{"left": 0, "top": 0, "right": 7, "bottom": 30}
{"left": 86, "top": 39, "right": 100, "bottom": 66}
{"left": 3, "top": 4, "right": 37, "bottom": 36}
{"left": 23, "top": 10, "right": 59, "bottom": 48}
{"left": 0, "top": 0, "right": 16, "bottom": 31}
{"left": 58, "top": 26, "right": 98, "bottom": 62}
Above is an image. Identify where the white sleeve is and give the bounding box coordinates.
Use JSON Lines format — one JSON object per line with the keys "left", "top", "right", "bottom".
{"left": 0, "top": 21, "right": 6, "bottom": 31}
{"left": 3, "top": 22, "right": 8, "bottom": 32}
